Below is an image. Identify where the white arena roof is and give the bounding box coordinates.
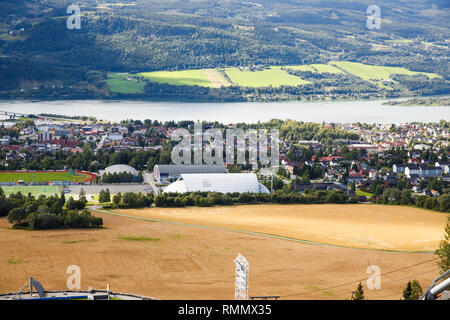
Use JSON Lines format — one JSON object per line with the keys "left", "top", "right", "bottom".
{"left": 99, "top": 164, "right": 139, "bottom": 176}
{"left": 163, "top": 173, "right": 269, "bottom": 194}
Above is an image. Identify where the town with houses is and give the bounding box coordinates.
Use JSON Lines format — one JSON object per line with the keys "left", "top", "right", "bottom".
{"left": 0, "top": 113, "right": 448, "bottom": 200}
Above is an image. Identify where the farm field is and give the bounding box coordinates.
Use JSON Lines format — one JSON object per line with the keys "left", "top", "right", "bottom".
{"left": 111, "top": 204, "right": 448, "bottom": 252}
{"left": 0, "top": 211, "right": 442, "bottom": 300}
{"left": 309, "top": 63, "right": 343, "bottom": 74}
{"left": 105, "top": 73, "right": 145, "bottom": 94}
{"left": 330, "top": 61, "right": 441, "bottom": 83}
{"left": 224, "top": 67, "right": 310, "bottom": 87}
{"left": 204, "top": 69, "right": 231, "bottom": 88}
{"left": 284, "top": 64, "right": 343, "bottom": 74}
{"left": 283, "top": 65, "right": 316, "bottom": 72}
{"left": 1, "top": 186, "right": 61, "bottom": 196}
{"left": 139, "top": 69, "right": 214, "bottom": 87}
{"left": 106, "top": 61, "right": 443, "bottom": 90}
{"left": 0, "top": 171, "right": 95, "bottom": 183}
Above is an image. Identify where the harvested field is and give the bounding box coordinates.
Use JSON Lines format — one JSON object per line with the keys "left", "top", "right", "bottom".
{"left": 111, "top": 204, "right": 447, "bottom": 252}
{"left": 0, "top": 204, "right": 445, "bottom": 300}
{"left": 204, "top": 69, "right": 231, "bottom": 88}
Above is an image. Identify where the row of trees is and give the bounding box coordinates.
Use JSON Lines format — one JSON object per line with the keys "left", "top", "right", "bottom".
{"left": 100, "top": 172, "right": 143, "bottom": 184}
{"left": 377, "top": 188, "right": 450, "bottom": 213}
{"left": 99, "top": 189, "right": 353, "bottom": 209}
{"left": 107, "top": 192, "right": 154, "bottom": 209}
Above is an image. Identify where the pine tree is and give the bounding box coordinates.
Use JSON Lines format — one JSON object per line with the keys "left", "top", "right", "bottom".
{"left": 435, "top": 216, "right": 450, "bottom": 274}
{"left": 113, "top": 192, "right": 122, "bottom": 206}
{"left": 353, "top": 282, "right": 365, "bottom": 300}
{"left": 60, "top": 190, "right": 66, "bottom": 207}
{"left": 402, "top": 280, "right": 423, "bottom": 300}
{"left": 98, "top": 189, "right": 106, "bottom": 203}
{"left": 105, "top": 188, "right": 111, "bottom": 203}
{"left": 79, "top": 188, "right": 86, "bottom": 202}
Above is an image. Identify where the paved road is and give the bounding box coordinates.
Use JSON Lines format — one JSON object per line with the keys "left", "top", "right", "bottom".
{"left": 143, "top": 172, "right": 160, "bottom": 195}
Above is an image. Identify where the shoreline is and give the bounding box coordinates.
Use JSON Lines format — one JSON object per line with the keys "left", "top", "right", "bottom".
{"left": 1, "top": 94, "right": 450, "bottom": 106}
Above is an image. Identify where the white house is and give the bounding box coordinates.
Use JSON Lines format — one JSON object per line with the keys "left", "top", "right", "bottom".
{"left": 404, "top": 164, "right": 421, "bottom": 178}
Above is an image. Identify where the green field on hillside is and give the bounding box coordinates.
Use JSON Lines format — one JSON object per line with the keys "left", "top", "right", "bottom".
{"left": 284, "top": 64, "right": 343, "bottom": 74}
{"left": 0, "top": 171, "right": 93, "bottom": 183}
{"left": 385, "top": 39, "right": 413, "bottom": 44}
{"left": 283, "top": 65, "right": 316, "bottom": 72}
{"left": 108, "top": 61, "right": 443, "bottom": 91}
{"left": 139, "top": 69, "right": 213, "bottom": 87}
{"left": 309, "top": 64, "right": 343, "bottom": 74}
{"left": 1, "top": 186, "right": 62, "bottom": 196}
{"left": 106, "top": 73, "right": 145, "bottom": 94}
{"left": 225, "top": 67, "right": 310, "bottom": 87}
{"left": 330, "top": 61, "right": 440, "bottom": 82}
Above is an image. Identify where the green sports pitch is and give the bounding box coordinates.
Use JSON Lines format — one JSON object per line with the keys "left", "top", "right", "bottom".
{"left": 0, "top": 171, "right": 94, "bottom": 183}
{"left": 1, "top": 186, "right": 62, "bottom": 196}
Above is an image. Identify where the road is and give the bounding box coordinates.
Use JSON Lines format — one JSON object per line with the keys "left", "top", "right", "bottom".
{"left": 143, "top": 172, "right": 160, "bottom": 194}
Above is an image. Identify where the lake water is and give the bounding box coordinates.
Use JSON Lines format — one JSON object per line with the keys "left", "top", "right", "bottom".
{"left": 0, "top": 99, "right": 449, "bottom": 123}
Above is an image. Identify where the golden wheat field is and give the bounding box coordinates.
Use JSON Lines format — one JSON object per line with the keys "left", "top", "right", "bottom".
{"left": 112, "top": 204, "right": 448, "bottom": 252}
{"left": 0, "top": 204, "right": 447, "bottom": 300}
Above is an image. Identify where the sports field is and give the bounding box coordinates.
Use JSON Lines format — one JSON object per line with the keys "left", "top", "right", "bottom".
{"left": 224, "top": 67, "right": 310, "bottom": 87}
{"left": 0, "top": 206, "right": 443, "bottom": 300}
{"left": 330, "top": 61, "right": 441, "bottom": 82}
{"left": 1, "top": 186, "right": 61, "bottom": 196}
{"left": 105, "top": 73, "right": 145, "bottom": 94}
{"left": 111, "top": 204, "right": 448, "bottom": 252}
{"left": 0, "top": 171, "right": 95, "bottom": 183}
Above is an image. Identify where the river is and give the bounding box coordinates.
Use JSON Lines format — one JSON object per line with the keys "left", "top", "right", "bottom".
{"left": 0, "top": 98, "right": 449, "bottom": 123}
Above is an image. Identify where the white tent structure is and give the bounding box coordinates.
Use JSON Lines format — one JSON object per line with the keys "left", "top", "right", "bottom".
{"left": 99, "top": 164, "right": 139, "bottom": 177}
{"left": 163, "top": 173, "right": 270, "bottom": 194}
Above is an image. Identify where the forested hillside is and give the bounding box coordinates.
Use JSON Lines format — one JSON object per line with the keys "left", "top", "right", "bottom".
{"left": 0, "top": 0, "right": 448, "bottom": 100}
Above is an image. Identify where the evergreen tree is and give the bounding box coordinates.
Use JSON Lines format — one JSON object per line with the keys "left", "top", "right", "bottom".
{"left": 66, "top": 197, "right": 76, "bottom": 210}
{"left": 98, "top": 189, "right": 106, "bottom": 203}
{"left": 353, "top": 282, "right": 365, "bottom": 300}
{"left": 59, "top": 190, "right": 66, "bottom": 207}
{"left": 435, "top": 216, "right": 450, "bottom": 274}
{"left": 104, "top": 188, "right": 111, "bottom": 203}
{"left": 113, "top": 192, "right": 122, "bottom": 206}
{"left": 79, "top": 188, "right": 86, "bottom": 202}
{"left": 402, "top": 280, "right": 423, "bottom": 300}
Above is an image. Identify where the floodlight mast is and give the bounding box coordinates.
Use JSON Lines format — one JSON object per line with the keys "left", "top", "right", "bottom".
{"left": 235, "top": 253, "right": 249, "bottom": 300}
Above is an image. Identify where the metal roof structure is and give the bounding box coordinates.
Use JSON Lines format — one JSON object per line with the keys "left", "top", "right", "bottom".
{"left": 163, "top": 173, "right": 269, "bottom": 194}
{"left": 155, "top": 164, "right": 228, "bottom": 176}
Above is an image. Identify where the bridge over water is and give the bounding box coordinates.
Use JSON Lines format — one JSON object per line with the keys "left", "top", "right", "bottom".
{"left": 0, "top": 110, "right": 29, "bottom": 119}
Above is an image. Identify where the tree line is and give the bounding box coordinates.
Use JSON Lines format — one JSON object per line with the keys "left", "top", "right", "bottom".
{"left": 0, "top": 188, "right": 102, "bottom": 230}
